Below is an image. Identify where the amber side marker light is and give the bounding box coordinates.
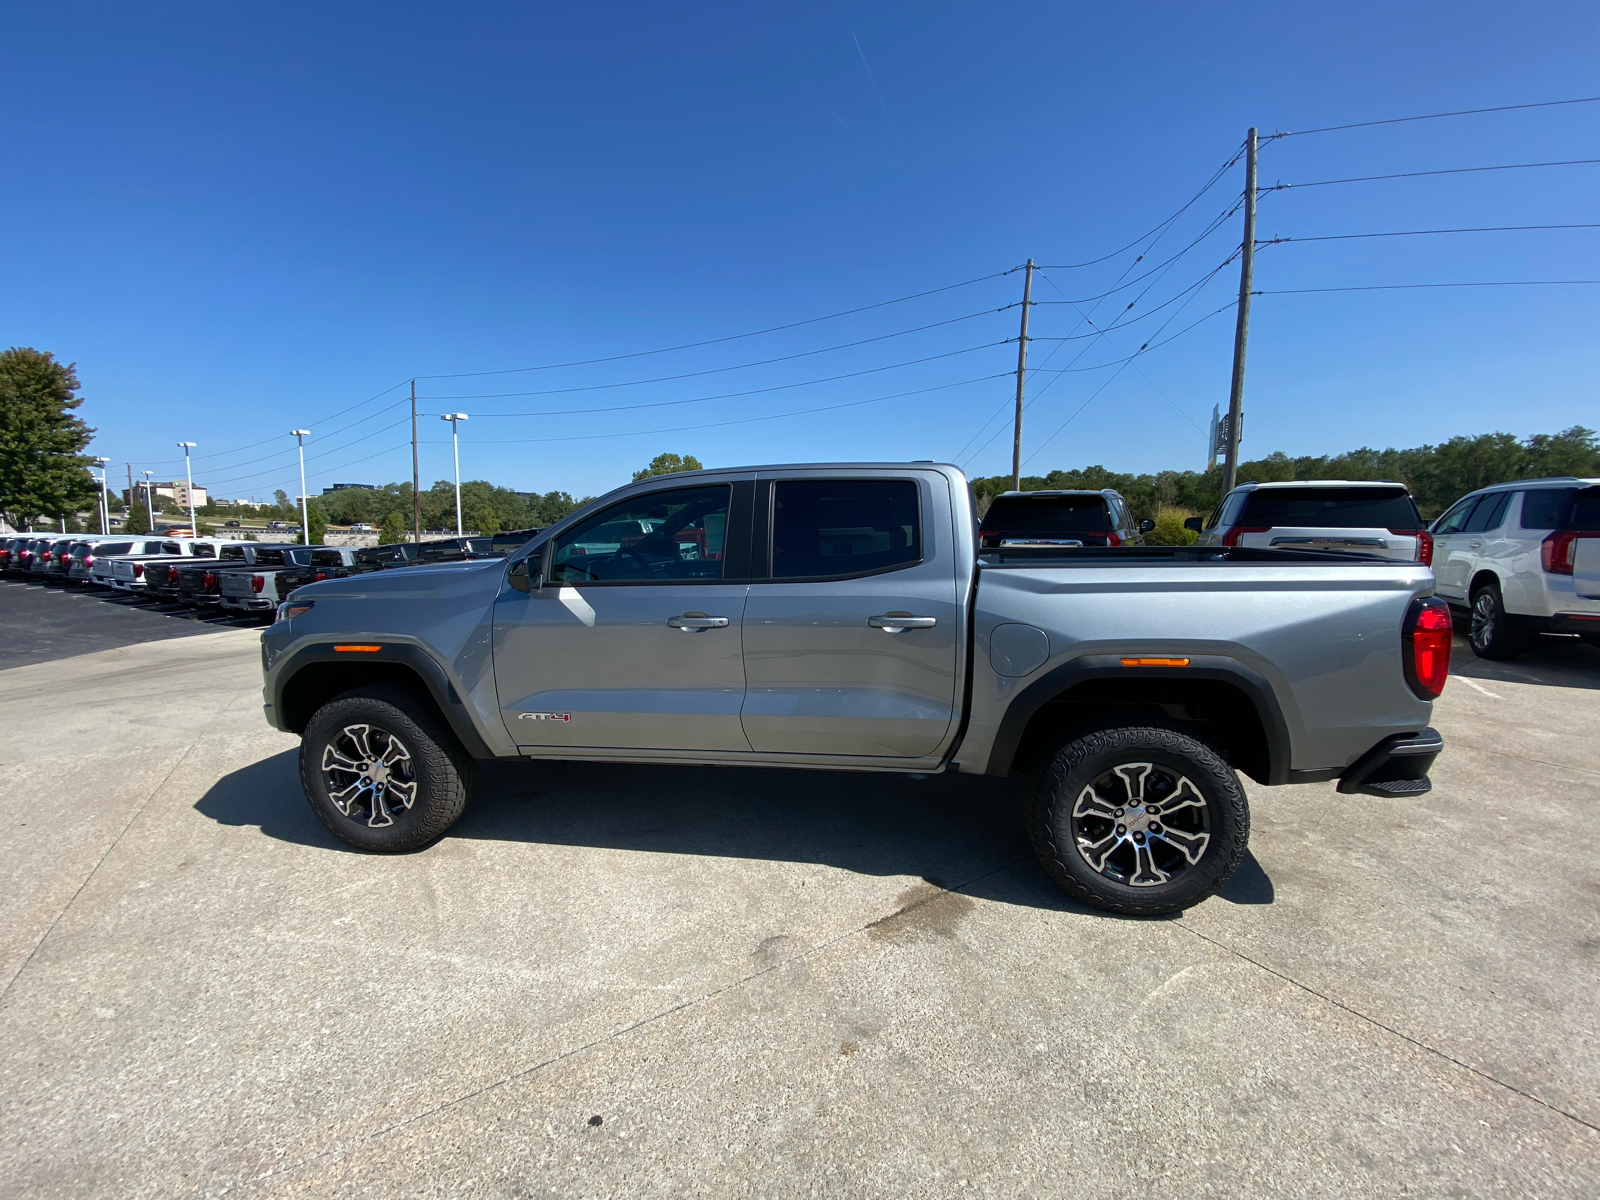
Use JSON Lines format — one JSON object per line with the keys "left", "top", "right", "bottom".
{"left": 334, "top": 645, "right": 383, "bottom": 653}
{"left": 1120, "top": 657, "right": 1191, "bottom": 667}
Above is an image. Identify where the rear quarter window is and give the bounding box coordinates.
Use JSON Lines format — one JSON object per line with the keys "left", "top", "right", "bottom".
{"left": 1571, "top": 488, "right": 1600, "bottom": 532}
{"left": 1241, "top": 486, "right": 1419, "bottom": 529}
{"left": 220, "top": 546, "right": 246, "bottom": 561}
{"left": 1519, "top": 488, "right": 1578, "bottom": 530}
{"left": 254, "top": 550, "right": 286, "bottom": 566}
{"left": 310, "top": 549, "right": 345, "bottom": 566}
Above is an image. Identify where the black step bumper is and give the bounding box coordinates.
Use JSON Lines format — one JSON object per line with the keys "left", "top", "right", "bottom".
{"left": 1337, "top": 728, "right": 1444, "bottom": 797}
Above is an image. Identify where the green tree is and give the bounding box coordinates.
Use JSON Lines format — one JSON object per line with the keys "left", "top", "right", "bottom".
{"left": 633, "top": 452, "right": 703, "bottom": 482}
{"left": 122, "top": 501, "right": 151, "bottom": 534}
{"left": 379, "top": 510, "right": 407, "bottom": 544}
{"left": 295, "top": 508, "right": 328, "bottom": 544}
{"left": 0, "top": 348, "right": 98, "bottom": 530}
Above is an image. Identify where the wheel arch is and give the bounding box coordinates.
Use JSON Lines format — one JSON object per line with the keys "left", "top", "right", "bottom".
{"left": 275, "top": 645, "right": 494, "bottom": 759}
{"left": 986, "top": 655, "right": 1290, "bottom": 785}
{"left": 1468, "top": 567, "right": 1504, "bottom": 600}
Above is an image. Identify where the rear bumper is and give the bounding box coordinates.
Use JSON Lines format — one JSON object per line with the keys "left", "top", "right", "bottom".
{"left": 220, "top": 595, "right": 275, "bottom": 611}
{"left": 1337, "top": 728, "right": 1444, "bottom": 797}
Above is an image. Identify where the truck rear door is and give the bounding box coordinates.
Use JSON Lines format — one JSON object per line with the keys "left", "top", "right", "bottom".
{"left": 740, "top": 472, "right": 960, "bottom": 758}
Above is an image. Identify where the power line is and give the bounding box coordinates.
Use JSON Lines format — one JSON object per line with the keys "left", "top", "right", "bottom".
{"left": 438, "top": 341, "right": 1012, "bottom": 419}
{"left": 453, "top": 373, "right": 1011, "bottom": 445}
{"left": 1037, "top": 145, "right": 1247, "bottom": 270}
{"left": 1260, "top": 223, "right": 1600, "bottom": 245}
{"left": 1264, "top": 95, "right": 1600, "bottom": 140}
{"left": 1261, "top": 158, "right": 1600, "bottom": 192}
{"left": 417, "top": 307, "right": 1017, "bottom": 400}
{"left": 203, "top": 416, "right": 415, "bottom": 490}
{"left": 1257, "top": 280, "right": 1600, "bottom": 294}
{"left": 412, "top": 270, "right": 1020, "bottom": 381}
{"left": 1031, "top": 199, "right": 1242, "bottom": 306}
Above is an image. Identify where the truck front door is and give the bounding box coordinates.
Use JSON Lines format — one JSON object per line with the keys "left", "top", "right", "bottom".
{"left": 740, "top": 474, "right": 959, "bottom": 759}
{"left": 492, "top": 481, "right": 753, "bottom": 752}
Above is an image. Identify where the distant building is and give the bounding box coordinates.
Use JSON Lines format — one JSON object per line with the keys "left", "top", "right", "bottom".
{"left": 322, "top": 483, "right": 376, "bottom": 494}
{"left": 123, "top": 481, "right": 208, "bottom": 509}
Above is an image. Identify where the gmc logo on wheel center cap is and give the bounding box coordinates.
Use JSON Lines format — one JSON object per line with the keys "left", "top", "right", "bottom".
{"left": 518, "top": 712, "right": 572, "bottom": 722}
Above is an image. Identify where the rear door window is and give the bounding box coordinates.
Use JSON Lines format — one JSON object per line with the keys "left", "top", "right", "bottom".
{"left": 1463, "top": 491, "right": 1512, "bottom": 533}
{"left": 1519, "top": 488, "right": 1578, "bottom": 529}
{"left": 771, "top": 479, "right": 920, "bottom": 580}
{"left": 1240, "top": 486, "right": 1419, "bottom": 529}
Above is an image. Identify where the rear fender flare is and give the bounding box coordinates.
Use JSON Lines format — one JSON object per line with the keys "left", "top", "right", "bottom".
{"left": 985, "top": 653, "right": 1293, "bottom": 783}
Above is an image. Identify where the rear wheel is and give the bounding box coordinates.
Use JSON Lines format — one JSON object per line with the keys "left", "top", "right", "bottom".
{"left": 1026, "top": 725, "right": 1249, "bottom": 916}
{"left": 300, "top": 685, "right": 473, "bottom": 852}
{"left": 1468, "top": 583, "right": 1526, "bottom": 660}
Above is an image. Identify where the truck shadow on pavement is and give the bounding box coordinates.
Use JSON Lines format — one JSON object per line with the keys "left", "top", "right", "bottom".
{"left": 195, "top": 750, "right": 1275, "bottom": 914}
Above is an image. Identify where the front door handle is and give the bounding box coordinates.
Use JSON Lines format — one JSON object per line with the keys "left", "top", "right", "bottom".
{"left": 667, "top": 612, "right": 730, "bottom": 631}
{"left": 1468, "top": 541, "right": 1482, "bottom": 550}
{"left": 868, "top": 614, "right": 937, "bottom": 631}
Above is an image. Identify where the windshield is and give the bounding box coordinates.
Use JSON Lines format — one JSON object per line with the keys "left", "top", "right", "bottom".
{"left": 1239, "top": 486, "right": 1420, "bottom": 529}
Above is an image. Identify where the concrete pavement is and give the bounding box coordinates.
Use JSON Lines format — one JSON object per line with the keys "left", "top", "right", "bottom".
{"left": 0, "top": 629, "right": 1595, "bottom": 1197}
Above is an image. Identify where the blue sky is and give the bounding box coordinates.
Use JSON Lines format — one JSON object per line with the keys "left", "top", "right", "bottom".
{"left": 4, "top": 1, "right": 1598, "bottom": 502}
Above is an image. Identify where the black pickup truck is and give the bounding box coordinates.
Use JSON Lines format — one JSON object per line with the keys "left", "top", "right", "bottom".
{"left": 172, "top": 543, "right": 306, "bottom": 607}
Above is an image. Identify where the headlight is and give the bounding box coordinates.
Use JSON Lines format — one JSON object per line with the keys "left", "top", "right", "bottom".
{"left": 276, "top": 600, "right": 315, "bottom": 623}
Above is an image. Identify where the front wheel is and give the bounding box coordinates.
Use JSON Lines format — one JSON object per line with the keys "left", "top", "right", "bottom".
{"left": 300, "top": 685, "right": 474, "bottom": 852}
{"left": 1026, "top": 725, "right": 1250, "bottom": 916}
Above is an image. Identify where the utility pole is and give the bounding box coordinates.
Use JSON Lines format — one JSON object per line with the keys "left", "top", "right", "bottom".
{"left": 291, "top": 430, "right": 311, "bottom": 545}
{"left": 178, "top": 442, "right": 198, "bottom": 535}
{"left": 411, "top": 379, "right": 421, "bottom": 545}
{"left": 1221, "top": 128, "right": 1258, "bottom": 494}
{"left": 126, "top": 465, "right": 134, "bottom": 528}
{"left": 440, "top": 413, "right": 468, "bottom": 536}
{"left": 1010, "top": 258, "right": 1035, "bottom": 492}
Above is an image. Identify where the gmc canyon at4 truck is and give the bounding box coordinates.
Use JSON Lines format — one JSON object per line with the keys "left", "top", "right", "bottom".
{"left": 260, "top": 463, "right": 1449, "bottom": 916}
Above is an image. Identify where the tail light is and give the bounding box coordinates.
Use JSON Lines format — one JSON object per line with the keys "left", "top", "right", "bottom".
{"left": 204, "top": 572, "right": 216, "bottom": 590}
{"left": 1222, "top": 526, "right": 1269, "bottom": 548}
{"left": 84, "top": 555, "right": 94, "bottom": 568}
{"left": 1105, "top": 532, "right": 1123, "bottom": 547}
{"left": 314, "top": 571, "right": 327, "bottom": 582}
{"left": 134, "top": 563, "right": 144, "bottom": 578}
{"left": 1402, "top": 596, "right": 1453, "bottom": 699}
{"left": 167, "top": 566, "right": 179, "bottom": 584}
{"left": 251, "top": 575, "right": 265, "bottom": 593}
{"left": 1389, "top": 528, "right": 1433, "bottom": 566}
{"left": 1544, "top": 528, "right": 1600, "bottom": 574}
{"left": 40, "top": 551, "right": 51, "bottom": 562}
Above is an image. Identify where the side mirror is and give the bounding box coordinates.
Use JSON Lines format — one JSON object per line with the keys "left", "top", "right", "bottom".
{"left": 1139, "top": 519, "right": 1156, "bottom": 533}
{"left": 1183, "top": 516, "right": 1204, "bottom": 532}
{"left": 508, "top": 558, "right": 536, "bottom": 593}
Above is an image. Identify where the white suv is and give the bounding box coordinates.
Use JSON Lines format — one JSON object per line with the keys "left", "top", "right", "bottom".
{"left": 1190, "top": 480, "right": 1431, "bottom": 563}
{"left": 1429, "top": 477, "right": 1600, "bottom": 659}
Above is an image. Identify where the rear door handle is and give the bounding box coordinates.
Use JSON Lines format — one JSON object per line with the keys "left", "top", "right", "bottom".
{"left": 667, "top": 613, "right": 730, "bottom": 631}
{"left": 868, "top": 614, "right": 937, "bottom": 631}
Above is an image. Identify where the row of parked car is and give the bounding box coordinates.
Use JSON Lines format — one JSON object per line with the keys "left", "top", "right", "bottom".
{"left": 0, "top": 528, "right": 542, "bottom": 619}
{"left": 979, "top": 475, "right": 1600, "bottom": 660}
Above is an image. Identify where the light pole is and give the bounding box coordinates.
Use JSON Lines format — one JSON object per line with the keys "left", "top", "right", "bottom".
{"left": 290, "top": 430, "right": 311, "bottom": 545}
{"left": 141, "top": 470, "right": 155, "bottom": 530}
{"left": 439, "top": 413, "right": 468, "bottom": 536}
{"left": 178, "top": 442, "right": 198, "bottom": 536}
{"left": 93, "top": 457, "right": 110, "bottom": 533}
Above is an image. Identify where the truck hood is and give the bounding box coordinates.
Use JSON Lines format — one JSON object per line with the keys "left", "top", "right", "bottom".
{"left": 288, "top": 558, "right": 506, "bottom": 603}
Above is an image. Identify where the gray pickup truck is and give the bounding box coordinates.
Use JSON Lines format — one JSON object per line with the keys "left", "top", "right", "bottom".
{"left": 260, "top": 463, "right": 1450, "bottom": 915}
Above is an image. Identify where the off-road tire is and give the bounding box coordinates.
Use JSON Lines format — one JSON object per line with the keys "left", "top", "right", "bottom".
{"left": 300, "top": 685, "right": 473, "bottom": 852}
{"left": 1026, "top": 725, "right": 1249, "bottom": 917}
{"left": 1468, "top": 582, "right": 1527, "bottom": 660}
